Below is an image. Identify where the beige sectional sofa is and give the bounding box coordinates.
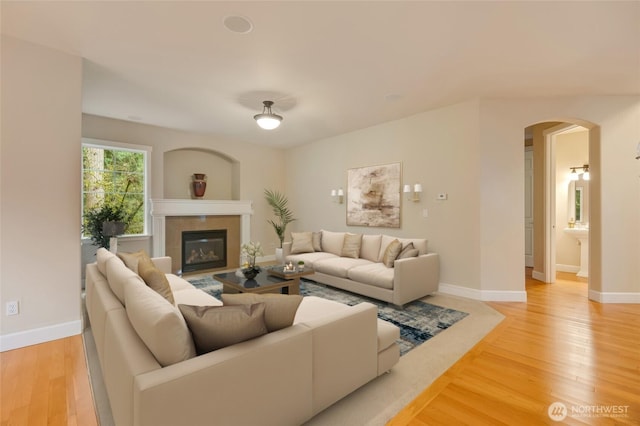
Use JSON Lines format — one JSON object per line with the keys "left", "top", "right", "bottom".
{"left": 85, "top": 248, "right": 399, "bottom": 426}
{"left": 283, "top": 230, "right": 440, "bottom": 306}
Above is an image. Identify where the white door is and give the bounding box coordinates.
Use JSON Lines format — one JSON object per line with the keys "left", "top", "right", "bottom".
{"left": 524, "top": 148, "right": 534, "bottom": 267}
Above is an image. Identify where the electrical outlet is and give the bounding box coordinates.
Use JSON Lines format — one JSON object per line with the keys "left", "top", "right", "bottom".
{"left": 6, "top": 301, "right": 19, "bottom": 316}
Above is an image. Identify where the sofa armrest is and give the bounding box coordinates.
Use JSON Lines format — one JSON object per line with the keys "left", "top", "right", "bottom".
{"left": 392, "top": 253, "right": 440, "bottom": 306}
{"left": 282, "top": 241, "right": 292, "bottom": 258}
{"left": 151, "top": 256, "right": 172, "bottom": 274}
{"left": 299, "top": 302, "right": 378, "bottom": 415}
{"left": 133, "top": 325, "right": 314, "bottom": 426}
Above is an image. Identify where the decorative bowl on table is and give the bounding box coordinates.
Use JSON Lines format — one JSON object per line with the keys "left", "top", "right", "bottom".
{"left": 242, "top": 266, "right": 260, "bottom": 280}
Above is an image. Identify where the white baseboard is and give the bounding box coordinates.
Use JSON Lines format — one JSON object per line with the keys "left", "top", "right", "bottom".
{"left": 0, "top": 320, "right": 83, "bottom": 352}
{"left": 556, "top": 264, "right": 580, "bottom": 273}
{"left": 439, "top": 283, "right": 527, "bottom": 302}
{"left": 588, "top": 290, "right": 640, "bottom": 304}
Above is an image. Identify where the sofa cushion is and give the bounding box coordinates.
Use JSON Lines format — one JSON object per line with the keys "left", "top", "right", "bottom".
{"left": 360, "top": 234, "right": 382, "bottom": 262}
{"left": 96, "top": 247, "right": 116, "bottom": 276}
{"left": 293, "top": 296, "right": 350, "bottom": 324}
{"left": 173, "top": 288, "right": 223, "bottom": 307}
{"left": 178, "top": 303, "right": 268, "bottom": 354}
{"left": 290, "top": 232, "right": 314, "bottom": 254}
{"left": 314, "top": 257, "right": 372, "bottom": 278}
{"left": 320, "top": 230, "right": 345, "bottom": 256}
{"left": 341, "top": 233, "right": 362, "bottom": 258}
{"left": 124, "top": 280, "right": 196, "bottom": 366}
{"left": 347, "top": 263, "right": 395, "bottom": 290}
{"left": 137, "top": 257, "right": 175, "bottom": 304}
{"left": 221, "top": 293, "right": 303, "bottom": 332}
{"left": 105, "top": 255, "right": 146, "bottom": 304}
{"left": 382, "top": 239, "right": 402, "bottom": 268}
{"left": 312, "top": 232, "right": 322, "bottom": 251}
{"left": 165, "top": 274, "right": 196, "bottom": 292}
{"left": 286, "top": 251, "right": 338, "bottom": 268}
{"left": 117, "top": 249, "right": 151, "bottom": 274}
{"left": 398, "top": 238, "right": 428, "bottom": 255}
{"left": 398, "top": 242, "right": 415, "bottom": 258}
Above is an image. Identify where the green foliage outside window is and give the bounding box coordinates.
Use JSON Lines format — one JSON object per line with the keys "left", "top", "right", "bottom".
{"left": 82, "top": 145, "right": 145, "bottom": 246}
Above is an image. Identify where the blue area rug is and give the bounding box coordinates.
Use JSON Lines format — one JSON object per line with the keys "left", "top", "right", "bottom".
{"left": 187, "top": 276, "right": 468, "bottom": 356}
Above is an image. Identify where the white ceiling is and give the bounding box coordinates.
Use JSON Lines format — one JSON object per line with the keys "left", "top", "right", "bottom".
{"left": 2, "top": 1, "right": 639, "bottom": 147}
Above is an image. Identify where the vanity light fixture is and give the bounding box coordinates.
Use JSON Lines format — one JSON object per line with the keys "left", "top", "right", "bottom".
{"left": 404, "top": 183, "right": 423, "bottom": 202}
{"left": 254, "top": 100, "right": 282, "bottom": 130}
{"left": 569, "top": 165, "right": 589, "bottom": 181}
{"left": 331, "top": 188, "right": 344, "bottom": 204}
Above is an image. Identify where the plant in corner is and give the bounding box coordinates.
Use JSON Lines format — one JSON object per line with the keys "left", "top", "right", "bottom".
{"left": 83, "top": 178, "right": 143, "bottom": 250}
{"left": 264, "top": 189, "right": 296, "bottom": 248}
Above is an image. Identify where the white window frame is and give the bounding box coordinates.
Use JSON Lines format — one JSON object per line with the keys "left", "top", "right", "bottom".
{"left": 81, "top": 137, "right": 152, "bottom": 238}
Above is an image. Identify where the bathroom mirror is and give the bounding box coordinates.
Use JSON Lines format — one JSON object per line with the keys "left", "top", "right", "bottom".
{"left": 568, "top": 181, "right": 589, "bottom": 225}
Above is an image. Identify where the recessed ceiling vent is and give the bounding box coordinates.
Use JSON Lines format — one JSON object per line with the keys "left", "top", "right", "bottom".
{"left": 223, "top": 15, "right": 253, "bottom": 34}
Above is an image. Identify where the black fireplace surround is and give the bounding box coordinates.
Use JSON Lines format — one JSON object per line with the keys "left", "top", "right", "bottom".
{"left": 181, "top": 229, "right": 227, "bottom": 273}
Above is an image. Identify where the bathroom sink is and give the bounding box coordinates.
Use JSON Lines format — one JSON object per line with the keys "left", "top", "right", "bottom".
{"left": 564, "top": 227, "right": 589, "bottom": 238}
{"left": 563, "top": 227, "right": 589, "bottom": 277}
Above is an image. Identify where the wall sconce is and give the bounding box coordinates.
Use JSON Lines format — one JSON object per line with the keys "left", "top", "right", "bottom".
{"left": 569, "top": 164, "right": 589, "bottom": 181}
{"left": 403, "top": 183, "right": 423, "bottom": 202}
{"left": 331, "top": 188, "right": 344, "bottom": 204}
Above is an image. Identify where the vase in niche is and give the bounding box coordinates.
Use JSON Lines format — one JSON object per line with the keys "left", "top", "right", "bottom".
{"left": 192, "top": 173, "right": 207, "bottom": 198}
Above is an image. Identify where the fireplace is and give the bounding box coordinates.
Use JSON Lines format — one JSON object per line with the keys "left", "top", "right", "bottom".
{"left": 181, "top": 229, "right": 227, "bottom": 273}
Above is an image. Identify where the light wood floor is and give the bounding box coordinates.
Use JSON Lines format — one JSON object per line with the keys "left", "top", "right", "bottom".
{"left": 389, "top": 270, "right": 640, "bottom": 425}
{"left": 1, "top": 334, "right": 97, "bottom": 426}
{"left": 1, "top": 271, "right": 638, "bottom": 425}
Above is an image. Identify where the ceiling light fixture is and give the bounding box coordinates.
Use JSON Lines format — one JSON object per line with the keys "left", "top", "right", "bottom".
{"left": 254, "top": 100, "right": 282, "bottom": 130}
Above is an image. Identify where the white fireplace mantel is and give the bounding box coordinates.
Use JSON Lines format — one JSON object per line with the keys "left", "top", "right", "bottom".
{"left": 150, "top": 199, "right": 253, "bottom": 257}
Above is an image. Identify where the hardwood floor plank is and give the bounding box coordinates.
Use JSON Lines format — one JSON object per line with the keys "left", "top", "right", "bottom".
{"left": 389, "top": 271, "right": 640, "bottom": 425}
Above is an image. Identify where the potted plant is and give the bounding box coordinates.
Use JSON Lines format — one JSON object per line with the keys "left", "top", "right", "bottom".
{"left": 264, "top": 189, "right": 296, "bottom": 262}
{"left": 297, "top": 260, "right": 305, "bottom": 271}
{"left": 240, "top": 241, "right": 263, "bottom": 279}
{"left": 83, "top": 179, "right": 143, "bottom": 250}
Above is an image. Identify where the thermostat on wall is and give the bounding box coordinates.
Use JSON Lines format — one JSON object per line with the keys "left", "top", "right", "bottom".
{"left": 437, "top": 193, "right": 448, "bottom": 200}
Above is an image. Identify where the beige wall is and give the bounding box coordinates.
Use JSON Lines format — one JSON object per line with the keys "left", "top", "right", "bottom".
{"left": 164, "top": 149, "right": 234, "bottom": 200}
{"left": 1, "top": 36, "right": 83, "bottom": 346}
{"left": 286, "top": 100, "right": 483, "bottom": 291}
{"left": 479, "top": 97, "right": 640, "bottom": 298}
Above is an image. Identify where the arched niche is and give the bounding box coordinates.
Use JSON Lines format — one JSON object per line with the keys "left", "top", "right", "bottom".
{"left": 163, "top": 148, "right": 240, "bottom": 200}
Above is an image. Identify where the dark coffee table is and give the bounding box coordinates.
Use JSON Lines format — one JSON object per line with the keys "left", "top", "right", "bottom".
{"left": 214, "top": 269, "right": 301, "bottom": 295}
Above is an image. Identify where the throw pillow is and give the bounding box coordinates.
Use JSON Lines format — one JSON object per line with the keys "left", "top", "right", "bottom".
{"left": 398, "top": 242, "right": 415, "bottom": 258}
{"left": 312, "top": 232, "right": 322, "bottom": 252}
{"left": 137, "top": 256, "right": 175, "bottom": 305}
{"left": 341, "top": 233, "right": 363, "bottom": 259}
{"left": 117, "top": 249, "right": 151, "bottom": 274}
{"left": 178, "top": 303, "right": 268, "bottom": 354}
{"left": 397, "top": 248, "right": 419, "bottom": 260}
{"left": 125, "top": 280, "right": 196, "bottom": 366}
{"left": 290, "top": 232, "right": 314, "bottom": 254}
{"left": 221, "top": 293, "right": 303, "bottom": 332}
{"left": 382, "top": 239, "right": 402, "bottom": 268}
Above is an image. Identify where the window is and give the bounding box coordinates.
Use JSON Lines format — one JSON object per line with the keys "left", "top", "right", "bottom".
{"left": 82, "top": 139, "right": 149, "bottom": 239}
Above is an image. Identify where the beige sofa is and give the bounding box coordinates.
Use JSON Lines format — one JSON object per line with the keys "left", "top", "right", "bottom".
{"left": 283, "top": 230, "right": 439, "bottom": 306}
{"left": 85, "top": 248, "right": 399, "bottom": 426}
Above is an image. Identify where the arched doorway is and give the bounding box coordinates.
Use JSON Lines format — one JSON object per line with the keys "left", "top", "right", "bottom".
{"left": 524, "top": 119, "right": 600, "bottom": 300}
